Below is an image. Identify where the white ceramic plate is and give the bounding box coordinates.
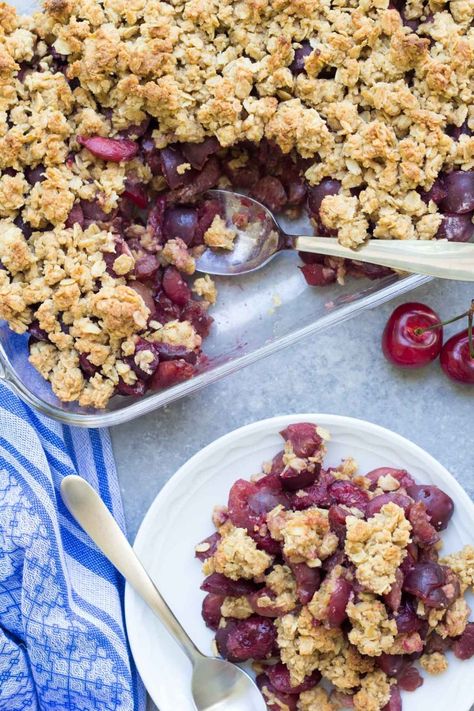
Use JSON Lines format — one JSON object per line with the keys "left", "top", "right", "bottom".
{"left": 125, "top": 414, "right": 474, "bottom": 711}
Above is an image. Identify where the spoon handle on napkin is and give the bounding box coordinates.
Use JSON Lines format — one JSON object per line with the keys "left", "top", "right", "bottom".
{"left": 60, "top": 475, "right": 202, "bottom": 664}
{"left": 294, "top": 237, "right": 474, "bottom": 281}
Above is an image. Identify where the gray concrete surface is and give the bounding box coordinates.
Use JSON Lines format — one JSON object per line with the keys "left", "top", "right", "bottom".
{"left": 111, "top": 277, "right": 473, "bottom": 709}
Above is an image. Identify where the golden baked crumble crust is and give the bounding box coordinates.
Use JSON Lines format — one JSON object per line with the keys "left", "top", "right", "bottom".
{"left": 345, "top": 502, "right": 412, "bottom": 595}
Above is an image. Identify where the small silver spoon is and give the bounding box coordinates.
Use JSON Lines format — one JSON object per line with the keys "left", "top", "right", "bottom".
{"left": 60, "top": 475, "right": 266, "bottom": 711}
{"left": 196, "top": 189, "right": 474, "bottom": 280}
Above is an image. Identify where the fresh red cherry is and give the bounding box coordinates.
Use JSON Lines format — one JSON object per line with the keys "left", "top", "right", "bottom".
{"left": 382, "top": 303, "right": 443, "bottom": 368}
{"left": 440, "top": 330, "right": 474, "bottom": 384}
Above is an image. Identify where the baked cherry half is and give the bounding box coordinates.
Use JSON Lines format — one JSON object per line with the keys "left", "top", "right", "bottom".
{"left": 382, "top": 302, "right": 443, "bottom": 368}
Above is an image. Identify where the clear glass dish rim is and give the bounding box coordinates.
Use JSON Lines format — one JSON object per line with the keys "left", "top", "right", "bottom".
{"left": 0, "top": 274, "right": 431, "bottom": 428}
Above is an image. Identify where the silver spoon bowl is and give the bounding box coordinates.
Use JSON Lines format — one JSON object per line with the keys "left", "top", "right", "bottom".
{"left": 196, "top": 190, "right": 285, "bottom": 275}
{"left": 60, "top": 475, "right": 266, "bottom": 711}
{"left": 196, "top": 189, "right": 474, "bottom": 281}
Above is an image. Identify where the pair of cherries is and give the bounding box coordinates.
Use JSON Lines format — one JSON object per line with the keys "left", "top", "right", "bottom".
{"left": 383, "top": 302, "right": 474, "bottom": 384}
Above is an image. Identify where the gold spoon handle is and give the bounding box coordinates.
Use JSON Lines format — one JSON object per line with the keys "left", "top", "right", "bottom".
{"left": 294, "top": 237, "right": 474, "bottom": 281}
{"left": 60, "top": 475, "right": 203, "bottom": 664}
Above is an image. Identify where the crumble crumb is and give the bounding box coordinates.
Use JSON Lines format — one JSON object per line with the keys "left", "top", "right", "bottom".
{"left": 151, "top": 320, "right": 201, "bottom": 351}
{"left": 378, "top": 474, "right": 401, "bottom": 492}
{"left": 192, "top": 274, "right": 217, "bottom": 305}
{"left": 90, "top": 284, "right": 150, "bottom": 338}
{"left": 207, "top": 525, "right": 273, "bottom": 581}
{"left": 308, "top": 565, "right": 347, "bottom": 625}
{"left": 203, "top": 215, "right": 237, "bottom": 251}
{"left": 176, "top": 162, "right": 191, "bottom": 175}
{"left": 317, "top": 642, "right": 374, "bottom": 691}
{"left": 435, "top": 597, "right": 471, "bottom": 638}
{"left": 276, "top": 607, "right": 344, "bottom": 686}
{"left": 320, "top": 195, "right": 369, "bottom": 249}
{"left": 297, "top": 687, "right": 335, "bottom": 711}
{"left": 347, "top": 595, "right": 397, "bottom": 657}
{"left": 268, "top": 506, "right": 338, "bottom": 567}
{"left": 330, "top": 457, "right": 359, "bottom": 481}
{"left": 417, "top": 601, "right": 447, "bottom": 628}
{"left": 420, "top": 651, "right": 449, "bottom": 675}
{"left": 0, "top": 222, "right": 35, "bottom": 274}
{"left": 282, "top": 442, "right": 309, "bottom": 473}
{"left": 113, "top": 253, "right": 135, "bottom": 276}
{"left": 220, "top": 596, "right": 254, "bottom": 619}
{"left": 352, "top": 670, "right": 392, "bottom": 711}
{"left": 134, "top": 348, "right": 157, "bottom": 376}
{"left": 387, "top": 631, "right": 423, "bottom": 655}
{"left": 441, "top": 546, "right": 474, "bottom": 593}
{"left": 345, "top": 502, "right": 412, "bottom": 595}
{"left": 161, "top": 238, "right": 196, "bottom": 275}
{"left": 264, "top": 564, "right": 298, "bottom": 613}
{"left": 195, "top": 541, "right": 211, "bottom": 555}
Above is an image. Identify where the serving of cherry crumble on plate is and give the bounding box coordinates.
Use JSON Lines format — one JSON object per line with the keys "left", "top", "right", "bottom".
{"left": 194, "top": 422, "right": 474, "bottom": 711}
{"left": 0, "top": 0, "right": 472, "bottom": 408}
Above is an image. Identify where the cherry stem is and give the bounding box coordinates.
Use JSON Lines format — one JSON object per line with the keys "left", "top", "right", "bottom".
{"left": 414, "top": 310, "right": 468, "bottom": 336}
{"left": 414, "top": 300, "right": 474, "bottom": 349}
{"left": 469, "top": 304, "right": 474, "bottom": 360}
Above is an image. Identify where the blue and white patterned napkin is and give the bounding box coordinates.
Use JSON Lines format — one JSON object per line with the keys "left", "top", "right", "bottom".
{"left": 0, "top": 383, "right": 145, "bottom": 711}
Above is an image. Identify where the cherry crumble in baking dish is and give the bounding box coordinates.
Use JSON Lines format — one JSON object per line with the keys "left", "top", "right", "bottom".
{"left": 195, "top": 423, "right": 474, "bottom": 711}
{"left": 0, "top": 0, "right": 472, "bottom": 407}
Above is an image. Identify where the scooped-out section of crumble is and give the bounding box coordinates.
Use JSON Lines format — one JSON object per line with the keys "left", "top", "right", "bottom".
{"left": 194, "top": 422, "right": 474, "bottom": 710}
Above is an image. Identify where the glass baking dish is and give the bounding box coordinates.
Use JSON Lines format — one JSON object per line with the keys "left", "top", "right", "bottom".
{"left": 2, "top": 0, "right": 432, "bottom": 427}
{"left": 0, "top": 248, "right": 430, "bottom": 427}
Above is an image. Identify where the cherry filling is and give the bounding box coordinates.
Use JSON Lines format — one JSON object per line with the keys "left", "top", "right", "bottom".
{"left": 256, "top": 674, "right": 298, "bottom": 711}
{"left": 403, "top": 562, "right": 460, "bottom": 609}
{"left": 265, "top": 663, "right": 321, "bottom": 694}
{"left": 289, "top": 562, "right": 321, "bottom": 604}
{"left": 201, "top": 593, "right": 225, "bottom": 630}
{"left": 215, "top": 616, "right": 277, "bottom": 662}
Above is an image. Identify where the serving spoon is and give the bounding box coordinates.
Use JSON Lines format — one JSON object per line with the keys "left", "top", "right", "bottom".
{"left": 196, "top": 189, "right": 474, "bottom": 281}
{"left": 60, "top": 475, "right": 266, "bottom": 711}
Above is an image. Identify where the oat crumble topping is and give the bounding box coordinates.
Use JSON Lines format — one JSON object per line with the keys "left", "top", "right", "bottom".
{"left": 204, "top": 524, "right": 273, "bottom": 580}
{"left": 297, "top": 687, "right": 335, "bottom": 711}
{"left": 387, "top": 631, "right": 423, "bottom": 655}
{"left": 276, "top": 607, "right": 345, "bottom": 685}
{"left": 435, "top": 596, "right": 471, "bottom": 638}
{"left": 262, "top": 564, "right": 299, "bottom": 613}
{"left": 192, "top": 274, "right": 217, "bottom": 304}
{"left": 308, "top": 564, "right": 345, "bottom": 624}
{"left": 352, "top": 670, "right": 392, "bottom": 711}
{"left": 220, "top": 595, "right": 254, "bottom": 619}
{"left": 347, "top": 594, "right": 398, "bottom": 656}
{"left": 420, "top": 651, "right": 449, "bottom": 675}
{"left": 378, "top": 473, "right": 401, "bottom": 491}
{"left": 345, "top": 502, "right": 412, "bottom": 595}
{"left": 416, "top": 600, "right": 447, "bottom": 628}
{"left": 203, "top": 215, "right": 237, "bottom": 250}
{"left": 160, "top": 238, "right": 196, "bottom": 275}
{"left": 330, "top": 457, "right": 360, "bottom": 481}
{"left": 317, "top": 641, "right": 375, "bottom": 691}
{"left": 441, "top": 545, "right": 474, "bottom": 593}
{"left": 268, "top": 505, "right": 339, "bottom": 567}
